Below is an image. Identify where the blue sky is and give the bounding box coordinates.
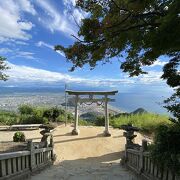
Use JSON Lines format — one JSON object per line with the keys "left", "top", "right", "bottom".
{"left": 0, "top": 0, "right": 173, "bottom": 98}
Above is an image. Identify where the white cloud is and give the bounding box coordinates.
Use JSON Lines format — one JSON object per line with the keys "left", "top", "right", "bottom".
{"left": 15, "top": 51, "right": 36, "bottom": 60}
{"left": 0, "top": 0, "right": 36, "bottom": 42}
{"left": 4, "top": 62, "right": 166, "bottom": 87}
{"left": 6, "top": 62, "right": 87, "bottom": 84}
{"left": 36, "top": 41, "right": 65, "bottom": 57}
{"left": 13, "top": 41, "right": 28, "bottom": 45}
{"left": 0, "top": 48, "right": 12, "bottom": 54}
{"left": 16, "top": 0, "right": 37, "bottom": 15}
{"left": 36, "top": 41, "right": 53, "bottom": 49}
{"left": 0, "top": 47, "right": 37, "bottom": 60}
{"left": 35, "top": 0, "right": 75, "bottom": 36}
{"left": 63, "top": 0, "right": 87, "bottom": 25}
{"left": 150, "top": 59, "right": 168, "bottom": 67}
{"left": 135, "top": 71, "right": 163, "bottom": 84}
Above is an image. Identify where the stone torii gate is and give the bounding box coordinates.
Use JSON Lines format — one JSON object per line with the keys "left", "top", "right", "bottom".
{"left": 66, "top": 90, "right": 118, "bottom": 136}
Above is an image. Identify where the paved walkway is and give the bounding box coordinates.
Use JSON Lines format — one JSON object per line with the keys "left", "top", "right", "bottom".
{"left": 30, "top": 125, "right": 141, "bottom": 180}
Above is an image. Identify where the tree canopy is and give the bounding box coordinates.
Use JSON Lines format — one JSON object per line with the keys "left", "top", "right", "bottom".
{"left": 0, "top": 56, "right": 9, "bottom": 81}
{"left": 55, "top": 0, "right": 180, "bottom": 121}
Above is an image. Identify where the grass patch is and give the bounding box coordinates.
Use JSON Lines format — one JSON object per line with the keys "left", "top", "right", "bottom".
{"left": 110, "top": 113, "right": 170, "bottom": 134}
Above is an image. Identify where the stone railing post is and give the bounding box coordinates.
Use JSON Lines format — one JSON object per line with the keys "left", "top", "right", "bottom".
{"left": 27, "top": 140, "right": 35, "bottom": 171}
{"left": 49, "top": 135, "right": 54, "bottom": 148}
{"left": 50, "top": 135, "right": 55, "bottom": 161}
{"left": 142, "top": 139, "right": 148, "bottom": 151}
{"left": 139, "top": 139, "right": 147, "bottom": 173}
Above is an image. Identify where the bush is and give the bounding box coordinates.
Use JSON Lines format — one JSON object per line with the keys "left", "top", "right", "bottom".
{"left": 13, "top": 131, "right": 26, "bottom": 142}
{"left": 0, "top": 110, "right": 19, "bottom": 125}
{"left": 94, "top": 116, "right": 105, "bottom": 126}
{"left": 18, "top": 104, "right": 34, "bottom": 115}
{"left": 19, "top": 114, "right": 48, "bottom": 124}
{"left": 18, "top": 105, "right": 49, "bottom": 124}
{"left": 150, "top": 124, "right": 180, "bottom": 174}
{"left": 43, "top": 107, "right": 60, "bottom": 122}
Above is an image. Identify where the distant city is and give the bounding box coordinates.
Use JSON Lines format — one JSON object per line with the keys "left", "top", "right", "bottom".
{"left": 0, "top": 93, "right": 65, "bottom": 111}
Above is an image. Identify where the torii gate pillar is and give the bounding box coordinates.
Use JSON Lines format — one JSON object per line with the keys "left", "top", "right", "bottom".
{"left": 104, "top": 95, "right": 111, "bottom": 136}
{"left": 72, "top": 95, "right": 79, "bottom": 135}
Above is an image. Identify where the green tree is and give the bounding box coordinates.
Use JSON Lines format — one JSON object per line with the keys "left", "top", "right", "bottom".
{"left": 0, "top": 56, "right": 9, "bottom": 81}
{"left": 55, "top": 0, "right": 180, "bottom": 121}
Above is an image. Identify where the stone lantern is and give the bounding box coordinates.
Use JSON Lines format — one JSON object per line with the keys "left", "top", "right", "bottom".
{"left": 121, "top": 123, "right": 141, "bottom": 149}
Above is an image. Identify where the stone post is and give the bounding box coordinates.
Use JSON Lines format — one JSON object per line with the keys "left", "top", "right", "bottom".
{"left": 72, "top": 95, "right": 79, "bottom": 135}
{"left": 50, "top": 135, "right": 55, "bottom": 161}
{"left": 142, "top": 139, "right": 148, "bottom": 151}
{"left": 27, "top": 140, "right": 35, "bottom": 171}
{"left": 49, "top": 135, "right": 54, "bottom": 148}
{"left": 104, "top": 95, "right": 111, "bottom": 136}
{"left": 139, "top": 139, "right": 148, "bottom": 173}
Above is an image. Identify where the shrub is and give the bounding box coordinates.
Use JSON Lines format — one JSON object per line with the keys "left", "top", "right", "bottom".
{"left": 150, "top": 124, "right": 180, "bottom": 174}
{"left": 94, "top": 116, "right": 105, "bottom": 126}
{"left": 18, "top": 104, "right": 34, "bottom": 115}
{"left": 43, "top": 107, "right": 60, "bottom": 122}
{"left": 19, "top": 114, "right": 48, "bottom": 124}
{"left": 13, "top": 131, "right": 26, "bottom": 142}
{"left": 0, "top": 110, "right": 19, "bottom": 125}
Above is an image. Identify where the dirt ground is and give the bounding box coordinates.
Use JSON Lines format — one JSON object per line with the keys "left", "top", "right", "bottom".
{"left": 0, "top": 125, "right": 144, "bottom": 180}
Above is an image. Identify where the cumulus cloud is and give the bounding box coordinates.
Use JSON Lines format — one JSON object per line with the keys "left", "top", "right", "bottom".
{"left": 36, "top": 41, "right": 65, "bottom": 57}
{"left": 4, "top": 62, "right": 166, "bottom": 87}
{"left": 0, "top": 0, "right": 36, "bottom": 42}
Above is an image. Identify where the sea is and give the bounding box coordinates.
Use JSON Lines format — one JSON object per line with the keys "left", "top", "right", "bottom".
{"left": 0, "top": 86, "right": 171, "bottom": 114}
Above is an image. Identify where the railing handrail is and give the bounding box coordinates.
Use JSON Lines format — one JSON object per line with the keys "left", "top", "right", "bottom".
{"left": 0, "top": 147, "right": 53, "bottom": 160}
{"left": 126, "top": 149, "right": 140, "bottom": 155}
{"left": 34, "top": 147, "right": 53, "bottom": 154}
{"left": 0, "top": 150, "right": 30, "bottom": 160}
